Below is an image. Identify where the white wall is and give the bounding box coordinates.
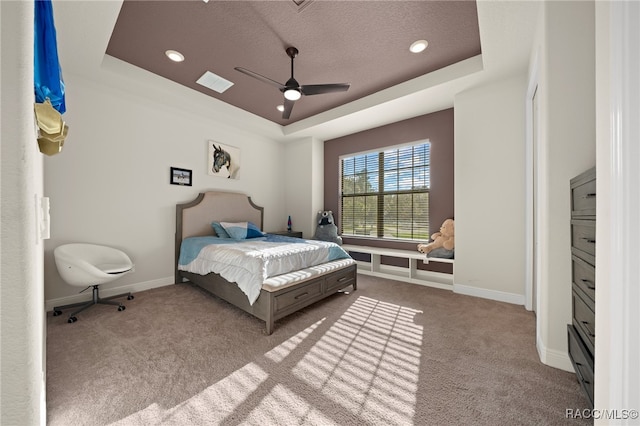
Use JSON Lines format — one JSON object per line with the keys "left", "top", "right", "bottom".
{"left": 532, "top": 0, "right": 595, "bottom": 371}
{"left": 0, "top": 1, "right": 46, "bottom": 423}
{"left": 453, "top": 74, "right": 527, "bottom": 305}
{"left": 44, "top": 67, "right": 286, "bottom": 304}
{"left": 311, "top": 137, "right": 325, "bottom": 236}
{"left": 283, "top": 137, "right": 323, "bottom": 238}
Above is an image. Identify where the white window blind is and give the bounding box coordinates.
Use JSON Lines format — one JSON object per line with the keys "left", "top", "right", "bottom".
{"left": 340, "top": 141, "right": 430, "bottom": 241}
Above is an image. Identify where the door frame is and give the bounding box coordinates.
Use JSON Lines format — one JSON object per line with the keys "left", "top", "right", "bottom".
{"left": 525, "top": 49, "right": 541, "bottom": 314}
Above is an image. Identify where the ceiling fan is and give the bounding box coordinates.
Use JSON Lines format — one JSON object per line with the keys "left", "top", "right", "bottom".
{"left": 235, "top": 46, "right": 350, "bottom": 120}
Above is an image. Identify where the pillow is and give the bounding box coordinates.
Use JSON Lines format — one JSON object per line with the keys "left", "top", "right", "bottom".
{"left": 220, "top": 221, "right": 264, "bottom": 240}
{"left": 211, "top": 222, "right": 231, "bottom": 238}
{"left": 427, "top": 247, "right": 455, "bottom": 259}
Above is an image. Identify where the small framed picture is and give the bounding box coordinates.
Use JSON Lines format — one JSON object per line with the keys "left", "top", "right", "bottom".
{"left": 170, "top": 167, "right": 192, "bottom": 186}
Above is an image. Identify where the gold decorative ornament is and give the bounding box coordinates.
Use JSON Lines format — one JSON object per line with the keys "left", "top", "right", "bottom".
{"left": 34, "top": 98, "right": 68, "bottom": 155}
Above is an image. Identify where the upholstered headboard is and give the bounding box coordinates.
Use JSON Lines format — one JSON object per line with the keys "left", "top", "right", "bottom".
{"left": 175, "top": 191, "right": 264, "bottom": 282}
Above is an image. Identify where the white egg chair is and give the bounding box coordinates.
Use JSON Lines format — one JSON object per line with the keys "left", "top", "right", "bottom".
{"left": 53, "top": 243, "right": 134, "bottom": 323}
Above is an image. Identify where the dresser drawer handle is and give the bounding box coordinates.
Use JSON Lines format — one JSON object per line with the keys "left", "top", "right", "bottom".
{"left": 574, "top": 362, "right": 591, "bottom": 384}
{"left": 338, "top": 276, "right": 349, "bottom": 282}
{"left": 581, "top": 279, "right": 596, "bottom": 290}
{"left": 582, "top": 193, "right": 596, "bottom": 199}
{"left": 581, "top": 238, "right": 596, "bottom": 244}
{"left": 581, "top": 321, "right": 595, "bottom": 337}
{"left": 294, "top": 292, "right": 309, "bottom": 300}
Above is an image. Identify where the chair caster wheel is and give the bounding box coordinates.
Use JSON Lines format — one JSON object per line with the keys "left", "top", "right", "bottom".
{"left": 127, "top": 295, "right": 134, "bottom": 300}
{"left": 118, "top": 305, "right": 126, "bottom": 311}
{"left": 53, "top": 310, "right": 62, "bottom": 316}
{"left": 68, "top": 317, "right": 77, "bottom": 323}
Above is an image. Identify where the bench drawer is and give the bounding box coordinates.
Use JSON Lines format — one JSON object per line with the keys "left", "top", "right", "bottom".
{"left": 274, "top": 279, "right": 322, "bottom": 314}
{"left": 325, "top": 266, "right": 356, "bottom": 293}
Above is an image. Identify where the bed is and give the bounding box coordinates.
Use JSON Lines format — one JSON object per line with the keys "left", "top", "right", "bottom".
{"left": 175, "top": 191, "right": 357, "bottom": 334}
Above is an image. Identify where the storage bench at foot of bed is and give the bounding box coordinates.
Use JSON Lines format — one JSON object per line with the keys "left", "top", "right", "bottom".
{"left": 269, "top": 264, "right": 357, "bottom": 325}
{"left": 180, "top": 261, "right": 357, "bottom": 335}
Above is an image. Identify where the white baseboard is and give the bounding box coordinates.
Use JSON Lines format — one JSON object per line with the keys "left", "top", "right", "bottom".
{"left": 453, "top": 283, "right": 525, "bottom": 305}
{"left": 537, "top": 333, "right": 573, "bottom": 372}
{"left": 45, "top": 276, "right": 175, "bottom": 312}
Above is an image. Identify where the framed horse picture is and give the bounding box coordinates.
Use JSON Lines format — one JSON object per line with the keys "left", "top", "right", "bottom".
{"left": 207, "top": 141, "right": 241, "bottom": 179}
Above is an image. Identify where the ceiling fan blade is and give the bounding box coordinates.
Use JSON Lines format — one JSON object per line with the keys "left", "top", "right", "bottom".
{"left": 282, "top": 98, "right": 295, "bottom": 120}
{"left": 234, "top": 67, "right": 285, "bottom": 90}
{"left": 301, "top": 83, "right": 350, "bottom": 96}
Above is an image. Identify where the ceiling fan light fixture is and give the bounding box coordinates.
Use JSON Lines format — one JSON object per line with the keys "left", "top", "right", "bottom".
{"left": 284, "top": 88, "right": 301, "bottom": 101}
{"left": 234, "top": 46, "right": 348, "bottom": 119}
{"left": 409, "top": 40, "right": 428, "bottom": 53}
{"left": 165, "top": 50, "right": 184, "bottom": 62}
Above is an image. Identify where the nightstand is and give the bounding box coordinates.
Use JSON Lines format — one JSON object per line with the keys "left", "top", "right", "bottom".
{"left": 269, "top": 230, "right": 303, "bottom": 238}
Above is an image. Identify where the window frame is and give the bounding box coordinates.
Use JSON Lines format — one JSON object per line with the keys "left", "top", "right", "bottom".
{"left": 339, "top": 139, "right": 431, "bottom": 242}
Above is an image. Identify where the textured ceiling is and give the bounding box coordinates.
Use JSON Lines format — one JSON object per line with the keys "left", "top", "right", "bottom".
{"left": 106, "top": 0, "right": 481, "bottom": 126}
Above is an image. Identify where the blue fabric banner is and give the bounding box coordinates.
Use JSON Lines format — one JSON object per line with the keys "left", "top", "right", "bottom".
{"left": 34, "top": 0, "right": 66, "bottom": 114}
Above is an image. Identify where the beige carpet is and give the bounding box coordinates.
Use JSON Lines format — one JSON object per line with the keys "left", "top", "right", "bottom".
{"left": 46, "top": 275, "right": 591, "bottom": 425}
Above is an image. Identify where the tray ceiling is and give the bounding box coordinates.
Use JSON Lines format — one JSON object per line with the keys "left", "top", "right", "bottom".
{"left": 106, "top": 1, "right": 481, "bottom": 126}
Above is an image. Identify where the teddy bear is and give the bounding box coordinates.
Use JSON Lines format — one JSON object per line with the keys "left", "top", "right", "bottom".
{"left": 417, "top": 218, "right": 455, "bottom": 258}
{"left": 313, "top": 210, "right": 343, "bottom": 245}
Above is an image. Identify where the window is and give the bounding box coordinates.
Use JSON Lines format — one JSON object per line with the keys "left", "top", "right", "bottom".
{"left": 340, "top": 141, "right": 430, "bottom": 241}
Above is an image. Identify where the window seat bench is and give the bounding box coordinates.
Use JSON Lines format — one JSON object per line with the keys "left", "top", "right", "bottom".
{"left": 341, "top": 244, "right": 454, "bottom": 289}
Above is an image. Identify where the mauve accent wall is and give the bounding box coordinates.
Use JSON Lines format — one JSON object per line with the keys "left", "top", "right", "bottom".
{"left": 324, "top": 108, "right": 454, "bottom": 273}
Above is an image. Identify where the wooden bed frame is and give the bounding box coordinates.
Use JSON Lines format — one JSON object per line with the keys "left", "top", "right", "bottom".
{"left": 175, "top": 191, "right": 357, "bottom": 334}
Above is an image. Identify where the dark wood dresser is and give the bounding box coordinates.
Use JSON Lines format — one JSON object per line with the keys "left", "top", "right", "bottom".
{"left": 567, "top": 167, "right": 596, "bottom": 407}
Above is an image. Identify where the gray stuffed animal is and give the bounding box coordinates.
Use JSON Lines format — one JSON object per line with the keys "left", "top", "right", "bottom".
{"left": 313, "top": 210, "right": 343, "bottom": 245}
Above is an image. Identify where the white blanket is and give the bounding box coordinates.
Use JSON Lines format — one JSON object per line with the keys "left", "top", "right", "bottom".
{"left": 178, "top": 236, "right": 351, "bottom": 305}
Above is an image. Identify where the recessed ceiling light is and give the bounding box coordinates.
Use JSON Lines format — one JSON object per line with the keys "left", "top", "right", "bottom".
{"left": 276, "top": 105, "right": 285, "bottom": 112}
{"left": 409, "top": 40, "right": 428, "bottom": 53}
{"left": 165, "top": 50, "right": 184, "bottom": 62}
